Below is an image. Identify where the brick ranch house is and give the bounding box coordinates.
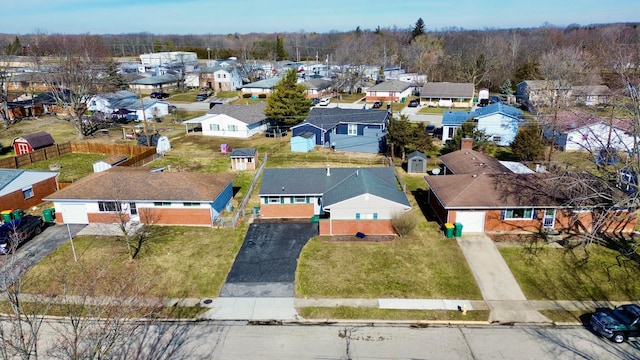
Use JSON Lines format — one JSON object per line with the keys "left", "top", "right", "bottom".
{"left": 258, "top": 166, "right": 411, "bottom": 236}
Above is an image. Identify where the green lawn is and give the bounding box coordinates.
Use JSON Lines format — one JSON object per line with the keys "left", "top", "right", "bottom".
{"left": 501, "top": 244, "right": 640, "bottom": 301}
{"left": 23, "top": 153, "right": 107, "bottom": 182}
{"left": 298, "top": 307, "right": 489, "bottom": 322}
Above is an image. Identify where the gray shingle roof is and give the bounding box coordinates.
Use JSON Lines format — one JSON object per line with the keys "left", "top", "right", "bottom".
{"left": 367, "top": 79, "right": 412, "bottom": 92}
{"left": 230, "top": 148, "right": 256, "bottom": 157}
{"left": 207, "top": 102, "right": 267, "bottom": 125}
{"left": 294, "top": 107, "right": 389, "bottom": 131}
{"left": 421, "top": 82, "right": 474, "bottom": 98}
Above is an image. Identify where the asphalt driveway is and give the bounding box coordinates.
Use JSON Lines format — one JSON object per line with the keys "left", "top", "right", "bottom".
{"left": 0, "top": 223, "right": 86, "bottom": 289}
{"left": 220, "top": 222, "right": 318, "bottom": 298}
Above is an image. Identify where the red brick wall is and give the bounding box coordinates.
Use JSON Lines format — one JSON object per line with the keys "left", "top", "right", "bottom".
{"left": 85, "top": 208, "right": 212, "bottom": 226}
{"left": 319, "top": 219, "right": 396, "bottom": 235}
{"left": 0, "top": 177, "right": 58, "bottom": 211}
{"left": 483, "top": 209, "right": 543, "bottom": 232}
{"left": 260, "top": 204, "right": 314, "bottom": 218}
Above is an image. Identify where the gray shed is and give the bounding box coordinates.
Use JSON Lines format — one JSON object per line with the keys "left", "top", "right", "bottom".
{"left": 407, "top": 151, "right": 428, "bottom": 173}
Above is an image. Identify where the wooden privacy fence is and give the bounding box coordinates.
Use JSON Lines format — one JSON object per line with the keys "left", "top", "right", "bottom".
{"left": 0, "top": 141, "right": 156, "bottom": 169}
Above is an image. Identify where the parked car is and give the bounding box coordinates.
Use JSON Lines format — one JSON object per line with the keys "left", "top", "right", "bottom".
{"left": 0, "top": 215, "right": 44, "bottom": 255}
{"left": 196, "top": 93, "right": 209, "bottom": 101}
{"left": 408, "top": 99, "right": 420, "bottom": 107}
{"left": 590, "top": 303, "right": 640, "bottom": 343}
{"left": 372, "top": 101, "right": 382, "bottom": 109}
{"left": 425, "top": 124, "right": 436, "bottom": 136}
{"left": 311, "top": 98, "right": 321, "bottom": 106}
{"left": 318, "top": 98, "right": 330, "bottom": 106}
{"left": 150, "top": 92, "right": 170, "bottom": 99}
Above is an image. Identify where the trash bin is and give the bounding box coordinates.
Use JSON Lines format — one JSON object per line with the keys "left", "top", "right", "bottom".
{"left": 454, "top": 222, "right": 463, "bottom": 237}
{"left": 444, "top": 223, "right": 455, "bottom": 238}
{"left": 1, "top": 210, "right": 13, "bottom": 223}
{"left": 225, "top": 203, "right": 234, "bottom": 212}
{"left": 43, "top": 208, "right": 55, "bottom": 222}
{"left": 253, "top": 206, "right": 260, "bottom": 215}
{"left": 12, "top": 209, "right": 25, "bottom": 220}
{"left": 310, "top": 215, "right": 319, "bottom": 223}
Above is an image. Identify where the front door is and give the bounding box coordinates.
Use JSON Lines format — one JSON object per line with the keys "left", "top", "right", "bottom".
{"left": 128, "top": 202, "right": 139, "bottom": 223}
{"left": 542, "top": 209, "right": 555, "bottom": 228}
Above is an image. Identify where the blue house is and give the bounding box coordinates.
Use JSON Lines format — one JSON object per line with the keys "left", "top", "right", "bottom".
{"left": 290, "top": 132, "right": 316, "bottom": 153}
{"left": 290, "top": 108, "right": 390, "bottom": 154}
{"left": 441, "top": 103, "right": 523, "bottom": 146}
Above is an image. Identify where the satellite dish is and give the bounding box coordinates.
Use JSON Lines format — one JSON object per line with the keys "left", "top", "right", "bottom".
{"left": 431, "top": 168, "right": 441, "bottom": 175}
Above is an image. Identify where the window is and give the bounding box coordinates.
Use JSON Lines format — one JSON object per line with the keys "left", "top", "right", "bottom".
{"left": 503, "top": 208, "right": 533, "bottom": 220}
{"left": 492, "top": 135, "right": 501, "bottom": 143}
{"left": 268, "top": 197, "right": 280, "bottom": 204}
{"left": 22, "top": 187, "right": 34, "bottom": 200}
{"left": 183, "top": 202, "right": 200, "bottom": 207}
{"left": 356, "top": 213, "right": 378, "bottom": 220}
{"left": 348, "top": 124, "right": 357, "bottom": 136}
{"left": 98, "top": 201, "right": 122, "bottom": 212}
{"left": 209, "top": 124, "right": 219, "bottom": 131}
{"left": 228, "top": 125, "right": 238, "bottom": 131}
{"left": 153, "top": 202, "right": 171, "bottom": 207}
{"left": 294, "top": 196, "right": 306, "bottom": 204}
{"left": 448, "top": 127, "right": 455, "bottom": 138}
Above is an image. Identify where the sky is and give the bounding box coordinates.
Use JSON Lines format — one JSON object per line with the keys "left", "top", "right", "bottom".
{"left": 2, "top": 0, "right": 639, "bottom": 35}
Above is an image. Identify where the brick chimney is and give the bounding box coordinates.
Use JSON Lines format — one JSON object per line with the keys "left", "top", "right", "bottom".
{"left": 461, "top": 137, "right": 473, "bottom": 150}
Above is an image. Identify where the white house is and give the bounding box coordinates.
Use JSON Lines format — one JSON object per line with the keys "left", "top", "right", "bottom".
{"left": 183, "top": 102, "right": 268, "bottom": 139}
{"left": 442, "top": 103, "right": 523, "bottom": 145}
{"left": 365, "top": 79, "right": 413, "bottom": 103}
{"left": 200, "top": 67, "right": 243, "bottom": 92}
{"left": 88, "top": 90, "right": 138, "bottom": 116}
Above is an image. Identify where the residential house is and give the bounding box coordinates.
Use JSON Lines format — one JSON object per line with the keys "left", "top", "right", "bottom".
{"left": 569, "top": 85, "right": 613, "bottom": 106}
{"left": 241, "top": 77, "right": 282, "bottom": 96}
{"left": 442, "top": 103, "right": 523, "bottom": 145}
{"left": 6, "top": 72, "right": 48, "bottom": 92}
{"left": 13, "top": 131, "right": 55, "bottom": 155}
{"left": 44, "top": 169, "right": 235, "bottom": 226}
{"left": 425, "top": 138, "right": 636, "bottom": 233}
{"left": 290, "top": 107, "right": 390, "bottom": 154}
{"left": 302, "top": 78, "right": 333, "bottom": 99}
{"left": 0, "top": 169, "right": 58, "bottom": 211}
{"left": 541, "top": 110, "right": 635, "bottom": 152}
{"left": 420, "top": 82, "right": 475, "bottom": 108}
{"left": 516, "top": 80, "right": 612, "bottom": 112}
{"left": 365, "top": 79, "right": 413, "bottom": 103}
{"left": 229, "top": 148, "right": 257, "bottom": 171}
{"left": 200, "top": 66, "right": 243, "bottom": 92}
{"left": 139, "top": 51, "right": 198, "bottom": 67}
{"left": 407, "top": 151, "right": 428, "bottom": 173}
{"left": 259, "top": 166, "right": 411, "bottom": 235}
{"left": 182, "top": 102, "right": 268, "bottom": 138}
{"left": 129, "top": 74, "right": 180, "bottom": 93}
{"left": 87, "top": 90, "right": 138, "bottom": 117}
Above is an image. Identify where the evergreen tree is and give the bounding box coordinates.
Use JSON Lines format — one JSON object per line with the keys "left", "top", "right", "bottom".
{"left": 6, "top": 36, "right": 22, "bottom": 55}
{"left": 264, "top": 68, "right": 311, "bottom": 125}
{"left": 103, "top": 60, "right": 129, "bottom": 91}
{"left": 275, "top": 36, "right": 288, "bottom": 61}
{"left": 441, "top": 120, "right": 494, "bottom": 154}
{"left": 388, "top": 114, "right": 434, "bottom": 160}
{"left": 499, "top": 79, "right": 514, "bottom": 102}
{"left": 410, "top": 18, "right": 426, "bottom": 43}
{"left": 510, "top": 123, "right": 545, "bottom": 162}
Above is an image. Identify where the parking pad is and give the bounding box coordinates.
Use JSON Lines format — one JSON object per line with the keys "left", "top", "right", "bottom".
{"left": 220, "top": 222, "right": 318, "bottom": 297}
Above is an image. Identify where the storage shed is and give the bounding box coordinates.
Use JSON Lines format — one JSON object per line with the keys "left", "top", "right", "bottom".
{"left": 230, "top": 148, "right": 257, "bottom": 171}
{"left": 12, "top": 131, "right": 55, "bottom": 155}
{"left": 290, "top": 131, "right": 316, "bottom": 153}
{"left": 92, "top": 154, "right": 128, "bottom": 173}
{"left": 407, "top": 151, "right": 428, "bottom": 173}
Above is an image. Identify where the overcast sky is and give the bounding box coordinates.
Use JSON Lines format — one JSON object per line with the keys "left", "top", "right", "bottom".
{"left": 2, "top": 0, "right": 639, "bottom": 35}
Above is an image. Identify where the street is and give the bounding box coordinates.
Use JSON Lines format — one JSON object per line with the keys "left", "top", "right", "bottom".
{"left": 32, "top": 320, "right": 640, "bottom": 359}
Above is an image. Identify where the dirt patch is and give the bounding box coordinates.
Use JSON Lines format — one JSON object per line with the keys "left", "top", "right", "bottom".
{"left": 323, "top": 235, "right": 396, "bottom": 242}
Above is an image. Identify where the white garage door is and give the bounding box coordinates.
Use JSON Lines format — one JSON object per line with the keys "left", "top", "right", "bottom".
{"left": 60, "top": 204, "right": 89, "bottom": 224}
{"left": 455, "top": 211, "right": 485, "bottom": 233}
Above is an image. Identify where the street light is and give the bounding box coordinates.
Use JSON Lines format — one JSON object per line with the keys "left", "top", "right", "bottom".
{"left": 207, "top": 47, "right": 211, "bottom": 60}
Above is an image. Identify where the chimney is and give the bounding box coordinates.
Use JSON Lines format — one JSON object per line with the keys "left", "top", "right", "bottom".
{"left": 326, "top": 165, "right": 331, "bottom": 176}
{"left": 461, "top": 137, "right": 473, "bottom": 151}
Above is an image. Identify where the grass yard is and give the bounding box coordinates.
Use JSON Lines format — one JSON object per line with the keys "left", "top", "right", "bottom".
{"left": 298, "top": 307, "right": 489, "bottom": 322}
{"left": 23, "top": 153, "right": 108, "bottom": 182}
{"left": 23, "top": 225, "right": 246, "bottom": 299}
{"left": 500, "top": 244, "right": 640, "bottom": 301}
{"left": 1, "top": 116, "right": 79, "bottom": 157}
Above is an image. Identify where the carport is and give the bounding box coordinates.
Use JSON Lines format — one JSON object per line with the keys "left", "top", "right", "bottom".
{"left": 221, "top": 221, "right": 318, "bottom": 297}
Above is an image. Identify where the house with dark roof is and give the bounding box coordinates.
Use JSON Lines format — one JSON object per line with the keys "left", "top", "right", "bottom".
{"left": 290, "top": 107, "right": 390, "bottom": 154}
{"left": 240, "top": 77, "right": 282, "bottom": 96}
{"left": 129, "top": 74, "right": 180, "bottom": 93}
{"left": 44, "top": 169, "right": 235, "bottom": 226}
{"left": 229, "top": 148, "right": 257, "bottom": 170}
{"left": 442, "top": 102, "right": 523, "bottom": 145}
{"left": 258, "top": 166, "right": 411, "bottom": 235}
{"left": 13, "top": 131, "right": 55, "bottom": 155}
{"left": 420, "top": 82, "right": 475, "bottom": 108}
{"left": 425, "top": 138, "right": 636, "bottom": 233}
{"left": 182, "top": 102, "right": 268, "bottom": 138}
{"left": 0, "top": 169, "right": 58, "bottom": 211}
{"left": 365, "top": 79, "right": 413, "bottom": 103}
{"left": 302, "top": 78, "right": 333, "bottom": 99}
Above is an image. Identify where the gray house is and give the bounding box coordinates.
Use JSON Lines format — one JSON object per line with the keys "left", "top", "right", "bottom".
{"left": 407, "top": 151, "right": 427, "bottom": 173}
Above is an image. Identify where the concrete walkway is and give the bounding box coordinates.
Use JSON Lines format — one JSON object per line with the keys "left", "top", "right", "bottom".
{"left": 457, "top": 234, "right": 552, "bottom": 324}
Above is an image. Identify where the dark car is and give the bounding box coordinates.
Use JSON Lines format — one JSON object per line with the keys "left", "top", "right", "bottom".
{"left": 590, "top": 303, "right": 640, "bottom": 343}
{"left": 425, "top": 124, "right": 436, "bottom": 136}
{"left": 372, "top": 101, "right": 382, "bottom": 109}
{"left": 408, "top": 99, "right": 420, "bottom": 107}
{"left": 311, "top": 98, "right": 321, "bottom": 106}
{"left": 196, "top": 93, "right": 209, "bottom": 101}
{"left": 0, "top": 215, "right": 44, "bottom": 255}
{"left": 150, "top": 92, "right": 170, "bottom": 99}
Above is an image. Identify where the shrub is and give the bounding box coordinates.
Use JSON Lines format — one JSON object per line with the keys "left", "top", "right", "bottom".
{"left": 242, "top": 93, "right": 252, "bottom": 98}
{"left": 391, "top": 211, "right": 418, "bottom": 237}
{"left": 258, "top": 94, "right": 267, "bottom": 99}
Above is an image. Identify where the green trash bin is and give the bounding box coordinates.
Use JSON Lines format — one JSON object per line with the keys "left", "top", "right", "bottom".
{"left": 444, "top": 223, "right": 455, "bottom": 238}
{"left": 1, "top": 210, "right": 13, "bottom": 223}
{"left": 12, "top": 209, "right": 25, "bottom": 220}
{"left": 253, "top": 206, "right": 261, "bottom": 215}
{"left": 454, "top": 222, "right": 463, "bottom": 237}
{"left": 42, "top": 208, "right": 55, "bottom": 223}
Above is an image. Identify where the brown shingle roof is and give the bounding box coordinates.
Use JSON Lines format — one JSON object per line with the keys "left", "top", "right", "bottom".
{"left": 45, "top": 170, "right": 235, "bottom": 202}
{"left": 439, "top": 149, "right": 511, "bottom": 175}
{"left": 15, "top": 131, "right": 55, "bottom": 149}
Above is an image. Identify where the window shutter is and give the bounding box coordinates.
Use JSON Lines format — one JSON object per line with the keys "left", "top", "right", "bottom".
{"left": 356, "top": 213, "right": 360, "bottom": 220}
{"left": 280, "top": 197, "right": 284, "bottom": 204}
{"left": 290, "top": 197, "right": 294, "bottom": 204}
{"left": 501, "top": 210, "right": 506, "bottom": 220}
{"left": 306, "top": 197, "right": 310, "bottom": 204}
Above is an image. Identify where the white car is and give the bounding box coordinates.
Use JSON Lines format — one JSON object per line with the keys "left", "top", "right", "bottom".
{"left": 318, "top": 98, "right": 331, "bottom": 106}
